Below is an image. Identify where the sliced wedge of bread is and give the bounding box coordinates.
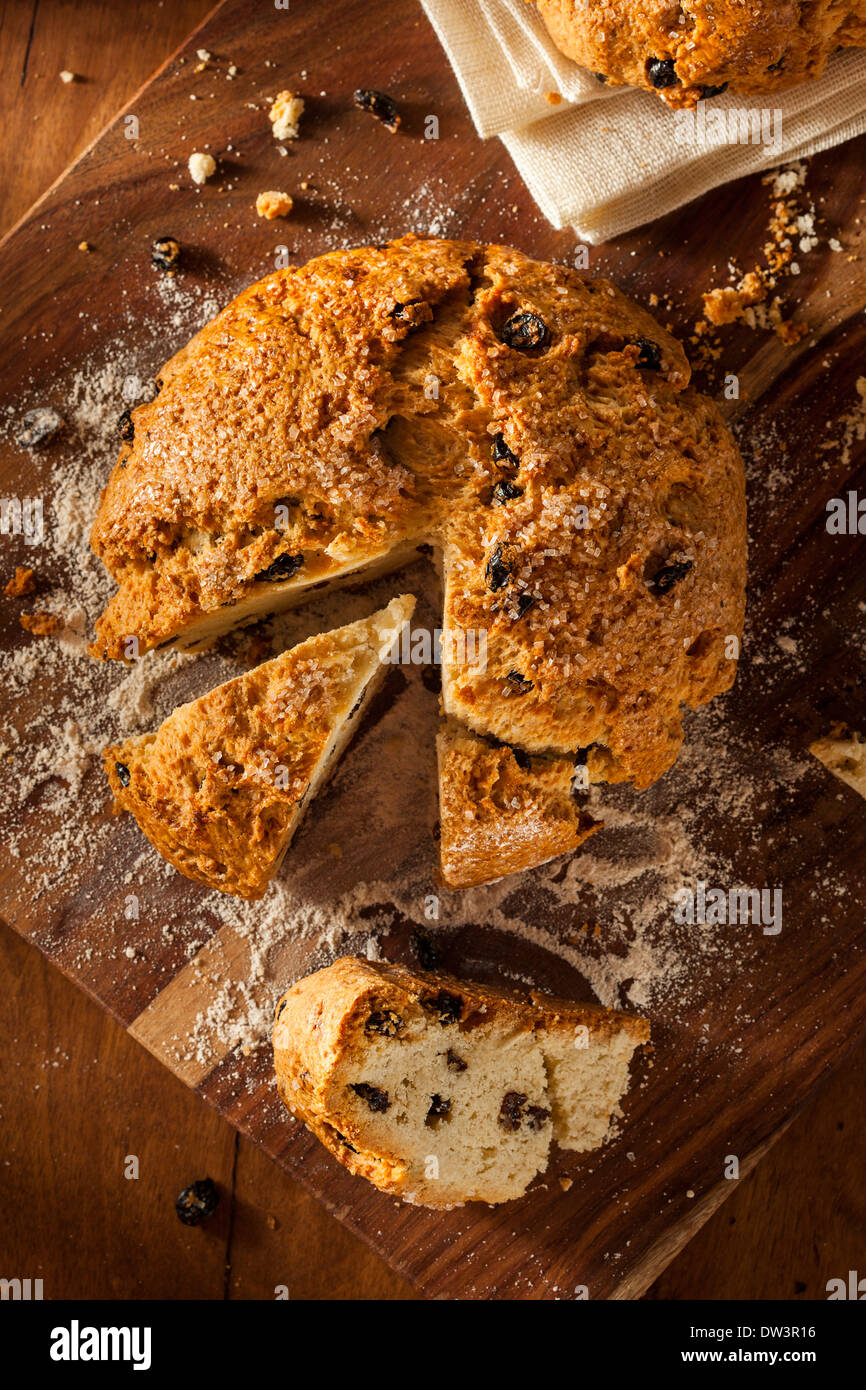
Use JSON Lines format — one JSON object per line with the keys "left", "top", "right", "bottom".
{"left": 104, "top": 595, "right": 414, "bottom": 898}
{"left": 436, "top": 723, "right": 601, "bottom": 889}
{"left": 273, "top": 956, "right": 649, "bottom": 1208}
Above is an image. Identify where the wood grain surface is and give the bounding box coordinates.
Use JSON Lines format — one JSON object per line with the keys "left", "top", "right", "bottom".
{"left": 1, "top": 0, "right": 865, "bottom": 1300}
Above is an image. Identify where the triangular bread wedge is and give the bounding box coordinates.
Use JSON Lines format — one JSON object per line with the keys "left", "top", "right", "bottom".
{"left": 437, "top": 723, "right": 601, "bottom": 889}
{"left": 104, "top": 595, "right": 415, "bottom": 899}
{"left": 274, "top": 957, "right": 649, "bottom": 1208}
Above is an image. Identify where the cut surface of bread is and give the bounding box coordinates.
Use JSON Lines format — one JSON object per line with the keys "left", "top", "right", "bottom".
{"left": 273, "top": 956, "right": 649, "bottom": 1208}
{"left": 437, "top": 722, "right": 600, "bottom": 888}
{"left": 104, "top": 595, "right": 414, "bottom": 898}
{"left": 809, "top": 728, "right": 866, "bottom": 801}
{"left": 90, "top": 235, "right": 746, "bottom": 797}
{"left": 534, "top": 1, "right": 866, "bottom": 109}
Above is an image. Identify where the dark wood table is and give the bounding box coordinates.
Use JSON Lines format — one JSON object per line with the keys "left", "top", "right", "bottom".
{"left": 0, "top": 0, "right": 863, "bottom": 1300}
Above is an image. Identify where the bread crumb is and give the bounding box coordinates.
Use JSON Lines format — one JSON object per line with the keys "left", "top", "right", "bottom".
{"left": 78, "top": 241, "right": 91, "bottom": 253}
{"left": 59, "top": 70, "right": 76, "bottom": 84}
{"left": 545, "top": 91, "right": 562, "bottom": 105}
{"left": 4, "top": 566, "right": 36, "bottom": 597}
{"left": 559, "top": 1175, "right": 573, "bottom": 1192}
{"left": 188, "top": 152, "right": 216, "bottom": 185}
{"left": 20, "top": 610, "right": 64, "bottom": 636}
{"left": 255, "top": 190, "right": 293, "bottom": 220}
{"left": 269, "top": 91, "right": 304, "bottom": 141}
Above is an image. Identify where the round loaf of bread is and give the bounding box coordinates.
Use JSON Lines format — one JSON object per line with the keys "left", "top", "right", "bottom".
{"left": 534, "top": 1, "right": 866, "bottom": 108}
{"left": 90, "top": 234, "right": 746, "bottom": 791}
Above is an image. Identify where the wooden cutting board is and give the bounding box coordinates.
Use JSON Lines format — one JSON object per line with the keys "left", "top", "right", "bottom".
{"left": 1, "top": 0, "right": 865, "bottom": 1300}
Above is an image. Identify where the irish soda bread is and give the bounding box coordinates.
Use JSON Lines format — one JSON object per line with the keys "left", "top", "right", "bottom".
{"left": 104, "top": 596, "right": 414, "bottom": 898}
{"left": 535, "top": 1, "right": 866, "bottom": 108}
{"left": 91, "top": 236, "right": 746, "bottom": 809}
{"left": 437, "top": 722, "right": 601, "bottom": 888}
{"left": 273, "top": 956, "right": 649, "bottom": 1207}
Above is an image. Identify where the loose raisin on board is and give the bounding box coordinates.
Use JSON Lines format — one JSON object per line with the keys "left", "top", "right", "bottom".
{"left": 634, "top": 337, "right": 662, "bottom": 370}
{"left": 349, "top": 1082, "right": 390, "bottom": 1113}
{"left": 364, "top": 1009, "right": 405, "bottom": 1037}
{"left": 117, "top": 410, "right": 134, "bottom": 442}
{"left": 485, "top": 546, "right": 511, "bottom": 592}
{"left": 699, "top": 83, "right": 728, "bottom": 99}
{"left": 115, "top": 762, "right": 131, "bottom": 788}
{"left": 16, "top": 407, "right": 63, "bottom": 449}
{"left": 491, "top": 433, "right": 519, "bottom": 470}
{"left": 151, "top": 236, "right": 181, "bottom": 272}
{"left": 253, "top": 552, "right": 304, "bottom": 583}
{"left": 445, "top": 1049, "right": 467, "bottom": 1073}
{"left": 499, "top": 310, "right": 550, "bottom": 350}
{"left": 651, "top": 558, "right": 693, "bottom": 594}
{"left": 526, "top": 1105, "right": 550, "bottom": 1131}
{"left": 491, "top": 479, "right": 523, "bottom": 505}
{"left": 412, "top": 927, "right": 442, "bottom": 970}
{"left": 647, "top": 57, "right": 678, "bottom": 88}
{"left": 506, "top": 670, "right": 533, "bottom": 695}
{"left": 499, "top": 1092, "right": 527, "bottom": 1132}
{"left": 425, "top": 1094, "right": 452, "bottom": 1126}
{"left": 421, "top": 990, "right": 463, "bottom": 1026}
{"left": 353, "top": 88, "right": 401, "bottom": 132}
{"left": 175, "top": 1178, "right": 219, "bottom": 1226}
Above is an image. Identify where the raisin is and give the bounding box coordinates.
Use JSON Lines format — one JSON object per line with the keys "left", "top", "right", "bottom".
{"left": 634, "top": 337, "right": 662, "bottom": 369}
{"left": 506, "top": 670, "right": 533, "bottom": 695}
{"left": 499, "top": 1092, "right": 527, "bottom": 1132}
{"left": 647, "top": 57, "right": 678, "bottom": 89}
{"left": 421, "top": 664, "right": 441, "bottom": 694}
{"left": 175, "top": 1178, "right": 219, "bottom": 1226}
{"left": 767, "top": 57, "right": 786, "bottom": 74}
{"left": 491, "top": 433, "right": 519, "bottom": 470}
{"left": 445, "top": 1048, "right": 467, "bottom": 1072}
{"left": 117, "top": 410, "right": 135, "bottom": 442}
{"left": 421, "top": 990, "right": 463, "bottom": 1026}
{"left": 699, "top": 83, "right": 728, "bottom": 100}
{"left": 491, "top": 480, "right": 523, "bottom": 506}
{"left": 510, "top": 591, "right": 537, "bottom": 620}
{"left": 485, "top": 546, "right": 511, "bottom": 592}
{"left": 651, "top": 559, "right": 693, "bottom": 594}
{"left": 253, "top": 552, "right": 304, "bottom": 583}
{"left": 151, "top": 236, "right": 181, "bottom": 271}
{"left": 526, "top": 1105, "right": 550, "bottom": 1131}
{"left": 425, "top": 1094, "right": 452, "bottom": 1126}
{"left": 412, "top": 927, "right": 442, "bottom": 970}
{"left": 499, "top": 311, "right": 550, "bottom": 351}
{"left": 16, "top": 407, "right": 63, "bottom": 449}
{"left": 593, "top": 72, "right": 608, "bottom": 84}
{"left": 364, "top": 1009, "right": 405, "bottom": 1037}
{"left": 349, "top": 1082, "right": 390, "bottom": 1113}
{"left": 115, "top": 762, "right": 131, "bottom": 787}
{"left": 510, "top": 746, "right": 532, "bottom": 771}
{"left": 353, "top": 88, "right": 401, "bottom": 132}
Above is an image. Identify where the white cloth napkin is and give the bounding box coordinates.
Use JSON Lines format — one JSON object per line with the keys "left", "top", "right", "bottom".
{"left": 421, "top": 0, "right": 866, "bottom": 243}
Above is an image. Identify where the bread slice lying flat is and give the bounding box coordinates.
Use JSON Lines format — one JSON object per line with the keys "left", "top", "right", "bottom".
{"left": 273, "top": 956, "right": 649, "bottom": 1208}
{"left": 437, "top": 722, "right": 601, "bottom": 888}
{"left": 104, "top": 595, "right": 414, "bottom": 898}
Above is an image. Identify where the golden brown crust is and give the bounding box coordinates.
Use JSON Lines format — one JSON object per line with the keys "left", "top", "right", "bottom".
{"left": 91, "top": 235, "right": 746, "bottom": 792}
{"left": 437, "top": 724, "right": 600, "bottom": 888}
{"left": 535, "top": 0, "right": 866, "bottom": 108}
{"left": 273, "top": 956, "right": 648, "bottom": 1205}
{"left": 104, "top": 596, "right": 414, "bottom": 898}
